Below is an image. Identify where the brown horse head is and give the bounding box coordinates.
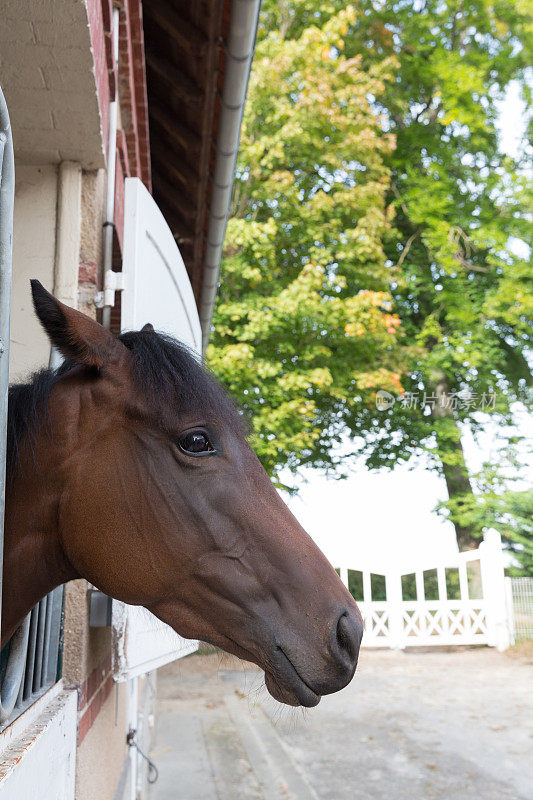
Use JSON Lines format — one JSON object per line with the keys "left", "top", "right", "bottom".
{"left": 5, "top": 281, "right": 362, "bottom": 707}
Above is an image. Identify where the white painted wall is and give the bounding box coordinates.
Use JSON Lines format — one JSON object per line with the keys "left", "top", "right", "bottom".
{"left": 54, "top": 162, "right": 82, "bottom": 310}
{"left": 10, "top": 164, "right": 57, "bottom": 381}
{"left": 0, "top": 690, "right": 77, "bottom": 800}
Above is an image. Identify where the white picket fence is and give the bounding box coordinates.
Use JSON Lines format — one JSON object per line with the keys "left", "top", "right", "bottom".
{"left": 336, "top": 529, "right": 512, "bottom": 651}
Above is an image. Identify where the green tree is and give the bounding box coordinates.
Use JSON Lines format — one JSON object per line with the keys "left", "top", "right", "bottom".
{"left": 210, "top": 0, "right": 533, "bottom": 550}
{"left": 208, "top": 6, "right": 406, "bottom": 483}
{"left": 344, "top": 0, "right": 533, "bottom": 549}
{"left": 501, "top": 490, "right": 533, "bottom": 575}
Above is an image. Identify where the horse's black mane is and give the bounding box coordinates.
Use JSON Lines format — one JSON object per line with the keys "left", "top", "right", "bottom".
{"left": 7, "top": 328, "right": 243, "bottom": 481}
{"left": 7, "top": 368, "right": 64, "bottom": 482}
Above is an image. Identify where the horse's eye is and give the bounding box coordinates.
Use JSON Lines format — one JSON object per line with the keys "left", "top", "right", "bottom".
{"left": 178, "top": 430, "right": 215, "bottom": 456}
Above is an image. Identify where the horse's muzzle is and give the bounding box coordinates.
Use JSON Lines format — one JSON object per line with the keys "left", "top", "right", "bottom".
{"left": 264, "top": 606, "right": 363, "bottom": 707}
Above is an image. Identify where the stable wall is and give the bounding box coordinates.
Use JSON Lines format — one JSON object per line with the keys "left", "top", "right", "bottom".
{"left": 2, "top": 2, "right": 160, "bottom": 797}
{"left": 1, "top": 0, "right": 105, "bottom": 168}
{"left": 0, "top": 689, "right": 77, "bottom": 800}
{"left": 10, "top": 164, "right": 58, "bottom": 381}
{"left": 75, "top": 683, "right": 128, "bottom": 800}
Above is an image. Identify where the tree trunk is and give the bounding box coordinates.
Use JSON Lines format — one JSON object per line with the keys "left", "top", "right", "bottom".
{"left": 432, "top": 375, "right": 478, "bottom": 551}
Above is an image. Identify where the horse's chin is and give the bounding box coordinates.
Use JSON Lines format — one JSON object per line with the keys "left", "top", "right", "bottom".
{"left": 264, "top": 671, "right": 321, "bottom": 708}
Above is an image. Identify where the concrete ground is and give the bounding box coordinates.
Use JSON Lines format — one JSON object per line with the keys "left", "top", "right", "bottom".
{"left": 150, "top": 646, "right": 533, "bottom": 800}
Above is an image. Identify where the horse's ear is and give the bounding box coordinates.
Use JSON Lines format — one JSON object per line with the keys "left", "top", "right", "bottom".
{"left": 30, "top": 279, "right": 125, "bottom": 369}
{"left": 141, "top": 322, "right": 154, "bottom": 332}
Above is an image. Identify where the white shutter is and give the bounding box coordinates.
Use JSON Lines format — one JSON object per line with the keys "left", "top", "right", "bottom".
{"left": 121, "top": 177, "right": 202, "bottom": 353}
{"left": 112, "top": 177, "right": 199, "bottom": 681}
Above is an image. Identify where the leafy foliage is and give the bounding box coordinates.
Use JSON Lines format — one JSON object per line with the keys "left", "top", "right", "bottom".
{"left": 209, "top": 0, "right": 533, "bottom": 550}
{"left": 345, "top": 0, "right": 533, "bottom": 547}
{"left": 501, "top": 490, "right": 533, "bottom": 575}
{"left": 208, "top": 6, "right": 405, "bottom": 483}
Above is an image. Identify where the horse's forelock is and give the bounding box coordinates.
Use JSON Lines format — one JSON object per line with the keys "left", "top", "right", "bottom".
{"left": 119, "top": 328, "right": 244, "bottom": 431}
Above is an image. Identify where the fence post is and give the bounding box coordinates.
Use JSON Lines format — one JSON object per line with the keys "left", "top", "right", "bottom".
{"left": 437, "top": 565, "right": 448, "bottom": 640}
{"left": 480, "top": 528, "right": 511, "bottom": 651}
{"left": 386, "top": 572, "right": 404, "bottom": 649}
{"left": 340, "top": 567, "right": 349, "bottom": 590}
{"left": 504, "top": 577, "right": 515, "bottom": 647}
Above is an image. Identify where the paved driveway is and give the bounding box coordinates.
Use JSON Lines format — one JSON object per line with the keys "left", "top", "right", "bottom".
{"left": 150, "top": 647, "right": 533, "bottom": 800}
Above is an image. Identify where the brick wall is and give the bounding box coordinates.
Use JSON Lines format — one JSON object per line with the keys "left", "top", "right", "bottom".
{"left": 76, "top": 655, "right": 114, "bottom": 746}
{"left": 118, "top": 0, "right": 151, "bottom": 190}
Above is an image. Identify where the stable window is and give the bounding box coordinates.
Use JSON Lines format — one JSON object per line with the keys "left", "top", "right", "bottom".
{"left": 0, "top": 92, "right": 65, "bottom": 731}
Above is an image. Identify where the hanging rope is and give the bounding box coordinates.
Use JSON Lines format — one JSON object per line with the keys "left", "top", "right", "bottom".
{"left": 127, "top": 727, "right": 159, "bottom": 785}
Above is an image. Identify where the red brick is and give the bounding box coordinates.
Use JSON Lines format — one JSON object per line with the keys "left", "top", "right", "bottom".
{"left": 87, "top": 0, "right": 110, "bottom": 146}
{"left": 79, "top": 260, "right": 99, "bottom": 284}
{"left": 116, "top": 0, "right": 151, "bottom": 189}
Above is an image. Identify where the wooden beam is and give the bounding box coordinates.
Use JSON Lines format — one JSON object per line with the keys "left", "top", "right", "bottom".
{"left": 149, "top": 103, "right": 202, "bottom": 156}
{"left": 191, "top": 0, "right": 225, "bottom": 302}
{"left": 150, "top": 140, "right": 200, "bottom": 198}
{"left": 153, "top": 170, "right": 198, "bottom": 224}
{"left": 146, "top": 52, "right": 204, "bottom": 107}
{"left": 146, "top": 0, "right": 209, "bottom": 58}
{"left": 157, "top": 198, "right": 191, "bottom": 241}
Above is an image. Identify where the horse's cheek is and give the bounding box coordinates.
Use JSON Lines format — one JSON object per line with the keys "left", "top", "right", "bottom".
{"left": 58, "top": 467, "right": 168, "bottom": 603}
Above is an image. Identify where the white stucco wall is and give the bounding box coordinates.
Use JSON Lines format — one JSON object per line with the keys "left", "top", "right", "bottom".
{"left": 9, "top": 164, "right": 57, "bottom": 381}
{"left": 1, "top": 0, "right": 105, "bottom": 168}
{"left": 0, "top": 689, "right": 77, "bottom": 800}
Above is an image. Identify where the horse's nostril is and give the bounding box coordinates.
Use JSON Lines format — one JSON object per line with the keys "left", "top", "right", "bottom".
{"left": 334, "top": 611, "right": 361, "bottom": 667}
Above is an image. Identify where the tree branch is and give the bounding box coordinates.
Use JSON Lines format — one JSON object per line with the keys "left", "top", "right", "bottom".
{"left": 396, "top": 230, "right": 420, "bottom": 267}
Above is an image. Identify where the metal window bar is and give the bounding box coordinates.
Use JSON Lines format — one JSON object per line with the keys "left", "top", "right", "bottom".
{"left": 0, "top": 587, "right": 64, "bottom": 730}
{"left": 0, "top": 84, "right": 16, "bottom": 726}
{"left": 0, "top": 88, "right": 64, "bottom": 730}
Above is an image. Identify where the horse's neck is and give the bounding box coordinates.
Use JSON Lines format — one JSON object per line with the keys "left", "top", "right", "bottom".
{"left": 1, "top": 458, "right": 76, "bottom": 646}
